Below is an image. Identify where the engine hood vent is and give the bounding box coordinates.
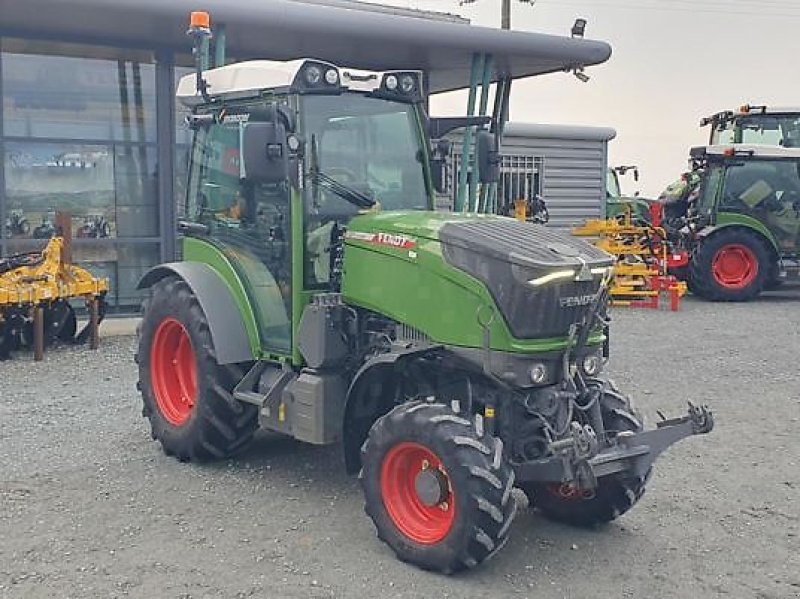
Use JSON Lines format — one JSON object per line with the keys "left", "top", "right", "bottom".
{"left": 440, "top": 218, "right": 613, "bottom": 340}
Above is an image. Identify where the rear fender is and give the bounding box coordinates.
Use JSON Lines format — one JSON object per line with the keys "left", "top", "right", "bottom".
{"left": 138, "top": 262, "right": 255, "bottom": 364}
{"left": 711, "top": 213, "right": 781, "bottom": 252}
{"left": 697, "top": 222, "right": 779, "bottom": 260}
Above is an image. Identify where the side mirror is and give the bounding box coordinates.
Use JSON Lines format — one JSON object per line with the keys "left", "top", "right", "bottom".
{"left": 476, "top": 130, "right": 500, "bottom": 184}
{"left": 242, "top": 122, "right": 289, "bottom": 183}
{"left": 430, "top": 139, "right": 452, "bottom": 194}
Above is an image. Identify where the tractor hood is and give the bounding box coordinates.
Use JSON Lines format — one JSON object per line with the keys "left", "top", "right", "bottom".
{"left": 342, "top": 211, "right": 614, "bottom": 343}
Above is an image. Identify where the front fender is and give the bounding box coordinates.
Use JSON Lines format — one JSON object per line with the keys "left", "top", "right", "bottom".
{"left": 342, "top": 346, "right": 438, "bottom": 474}
{"left": 138, "top": 262, "right": 255, "bottom": 365}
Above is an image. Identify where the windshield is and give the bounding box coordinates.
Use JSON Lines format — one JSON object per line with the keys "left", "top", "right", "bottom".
{"left": 606, "top": 169, "right": 621, "bottom": 198}
{"left": 301, "top": 94, "right": 429, "bottom": 216}
{"left": 711, "top": 115, "right": 800, "bottom": 147}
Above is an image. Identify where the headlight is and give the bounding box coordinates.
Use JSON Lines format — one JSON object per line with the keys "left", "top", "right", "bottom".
{"left": 304, "top": 65, "right": 322, "bottom": 85}
{"left": 325, "top": 68, "right": 339, "bottom": 85}
{"left": 400, "top": 74, "right": 416, "bottom": 94}
{"left": 581, "top": 354, "right": 602, "bottom": 377}
{"left": 530, "top": 363, "right": 548, "bottom": 385}
{"left": 385, "top": 74, "right": 398, "bottom": 91}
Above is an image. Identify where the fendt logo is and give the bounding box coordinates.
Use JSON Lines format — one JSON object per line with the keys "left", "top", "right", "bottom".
{"left": 559, "top": 294, "right": 595, "bottom": 308}
{"left": 345, "top": 231, "right": 417, "bottom": 250}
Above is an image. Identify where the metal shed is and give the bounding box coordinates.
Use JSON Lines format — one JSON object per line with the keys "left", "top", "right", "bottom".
{"left": 447, "top": 123, "right": 616, "bottom": 227}
{"left": 501, "top": 123, "right": 617, "bottom": 228}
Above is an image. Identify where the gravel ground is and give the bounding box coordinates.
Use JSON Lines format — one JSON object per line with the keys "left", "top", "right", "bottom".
{"left": 2, "top": 289, "right": 799, "bottom": 599}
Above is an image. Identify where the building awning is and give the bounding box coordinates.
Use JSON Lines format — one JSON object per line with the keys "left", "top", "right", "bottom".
{"left": 504, "top": 123, "right": 617, "bottom": 142}
{"left": 0, "top": 0, "right": 612, "bottom": 94}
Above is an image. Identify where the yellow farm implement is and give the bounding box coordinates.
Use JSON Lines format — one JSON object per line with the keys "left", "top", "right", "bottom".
{"left": 572, "top": 205, "right": 688, "bottom": 310}
{"left": 0, "top": 236, "right": 108, "bottom": 360}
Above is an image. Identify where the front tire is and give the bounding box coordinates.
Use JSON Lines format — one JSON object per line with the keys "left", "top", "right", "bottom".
{"left": 360, "top": 401, "right": 517, "bottom": 573}
{"left": 136, "top": 276, "right": 257, "bottom": 461}
{"left": 688, "top": 229, "right": 770, "bottom": 301}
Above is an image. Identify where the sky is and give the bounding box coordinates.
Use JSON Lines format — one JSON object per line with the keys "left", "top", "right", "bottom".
{"left": 381, "top": 0, "right": 800, "bottom": 198}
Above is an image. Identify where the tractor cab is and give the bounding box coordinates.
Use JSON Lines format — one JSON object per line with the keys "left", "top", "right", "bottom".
{"left": 176, "top": 60, "right": 437, "bottom": 353}
{"left": 702, "top": 105, "right": 800, "bottom": 148}
{"left": 690, "top": 145, "right": 800, "bottom": 245}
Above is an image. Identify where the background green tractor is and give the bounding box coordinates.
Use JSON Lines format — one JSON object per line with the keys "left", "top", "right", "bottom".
{"left": 135, "top": 15, "right": 713, "bottom": 574}
{"left": 674, "top": 145, "right": 800, "bottom": 300}
{"left": 604, "top": 165, "right": 654, "bottom": 222}
{"left": 660, "top": 104, "right": 800, "bottom": 227}
{"left": 702, "top": 104, "right": 800, "bottom": 147}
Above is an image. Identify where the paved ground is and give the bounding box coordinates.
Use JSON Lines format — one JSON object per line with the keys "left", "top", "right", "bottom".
{"left": 2, "top": 289, "right": 799, "bottom": 599}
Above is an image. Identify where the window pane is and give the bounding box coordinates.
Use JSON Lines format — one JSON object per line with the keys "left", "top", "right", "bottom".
{"left": 4, "top": 142, "right": 114, "bottom": 239}
{"left": 114, "top": 145, "right": 159, "bottom": 237}
{"left": 3, "top": 141, "right": 158, "bottom": 239}
{"left": 2, "top": 40, "right": 156, "bottom": 142}
{"left": 115, "top": 242, "right": 161, "bottom": 307}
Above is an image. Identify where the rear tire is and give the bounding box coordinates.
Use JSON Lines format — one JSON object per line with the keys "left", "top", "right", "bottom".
{"left": 688, "top": 228, "right": 770, "bottom": 301}
{"left": 360, "top": 401, "right": 517, "bottom": 573}
{"left": 136, "top": 276, "right": 257, "bottom": 461}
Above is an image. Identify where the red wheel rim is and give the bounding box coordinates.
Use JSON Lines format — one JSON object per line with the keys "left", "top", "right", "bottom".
{"left": 712, "top": 244, "right": 758, "bottom": 289}
{"left": 380, "top": 442, "right": 455, "bottom": 544}
{"left": 150, "top": 318, "right": 197, "bottom": 426}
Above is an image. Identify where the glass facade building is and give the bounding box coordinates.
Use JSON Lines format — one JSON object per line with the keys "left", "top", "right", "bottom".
{"left": 0, "top": 37, "right": 191, "bottom": 311}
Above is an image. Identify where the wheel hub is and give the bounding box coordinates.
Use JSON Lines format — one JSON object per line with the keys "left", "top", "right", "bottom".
{"left": 414, "top": 465, "right": 449, "bottom": 507}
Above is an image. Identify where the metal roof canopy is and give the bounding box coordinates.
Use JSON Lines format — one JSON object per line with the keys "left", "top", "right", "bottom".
{"left": 503, "top": 123, "right": 617, "bottom": 142}
{"left": 0, "top": 0, "right": 612, "bottom": 94}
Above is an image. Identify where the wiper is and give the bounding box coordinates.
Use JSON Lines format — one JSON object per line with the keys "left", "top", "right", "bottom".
{"left": 311, "top": 169, "right": 376, "bottom": 209}
{"left": 308, "top": 133, "right": 375, "bottom": 209}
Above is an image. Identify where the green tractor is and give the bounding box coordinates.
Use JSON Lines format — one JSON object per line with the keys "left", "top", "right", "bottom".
{"left": 604, "top": 165, "right": 653, "bottom": 222}
{"left": 671, "top": 145, "right": 800, "bottom": 301}
{"left": 660, "top": 104, "right": 800, "bottom": 224}
{"left": 136, "top": 15, "right": 713, "bottom": 573}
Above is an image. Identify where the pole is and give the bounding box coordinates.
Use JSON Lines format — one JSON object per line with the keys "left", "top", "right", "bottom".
{"left": 501, "top": 0, "right": 511, "bottom": 29}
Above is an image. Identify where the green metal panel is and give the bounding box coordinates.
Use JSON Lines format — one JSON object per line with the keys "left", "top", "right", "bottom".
{"left": 183, "top": 236, "right": 261, "bottom": 355}
{"left": 183, "top": 236, "right": 292, "bottom": 358}
{"left": 341, "top": 211, "right": 599, "bottom": 353}
{"left": 455, "top": 54, "right": 482, "bottom": 212}
{"left": 714, "top": 212, "right": 780, "bottom": 252}
{"left": 290, "top": 186, "right": 306, "bottom": 366}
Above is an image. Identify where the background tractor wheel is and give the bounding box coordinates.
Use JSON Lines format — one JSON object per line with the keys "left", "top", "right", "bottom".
{"left": 522, "top": 471, "right": 650, "bottom": 528}
{"left": 688, "top": 228, "right": 770, "bottom": 301}
{"left": 136, "top": 276, "right": 257, "bottom": 461}
{"left": 360, "top": 400, "right": 517, "bottom": 573}
{"left": 519, "top": 388, "right": 649, "bottom": 528}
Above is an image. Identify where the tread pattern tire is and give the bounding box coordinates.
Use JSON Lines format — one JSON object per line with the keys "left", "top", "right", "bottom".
{"left": 519, "top": 385, "right": 649, "bottom": 528}
{"left": 136, "top": 276, "right": 257, "bottom": 461}
{"left": 522, "top": 472, "right": 650, "bottom": 528}
{"left": 688, "top": 228, "right": 770, "bottom": 301}
{"left": 360, "top": 400, "right": 517, "bottom": 574}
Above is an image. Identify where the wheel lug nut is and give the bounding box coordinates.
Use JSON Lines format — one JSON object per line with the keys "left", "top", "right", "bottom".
{"left": 421, "top": 460, "right": 429, "bottom": 470}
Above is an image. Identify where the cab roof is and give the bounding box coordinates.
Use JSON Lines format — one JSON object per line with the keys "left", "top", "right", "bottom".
{"left": 691, "top": 144, "right": 800, "bottom": 160}
{"left": 0, "top": 0, "right": 612, "bottom": 94}
{"left": 700, "top": 105, "right": 800, "bottom": 127}
{"left": 176, "top": 60, "right": 422, "bottom": 106}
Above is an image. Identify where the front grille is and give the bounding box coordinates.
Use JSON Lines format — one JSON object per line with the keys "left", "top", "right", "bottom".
{"left": 440, "top": 219, "right": 611, "bottom": 339}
